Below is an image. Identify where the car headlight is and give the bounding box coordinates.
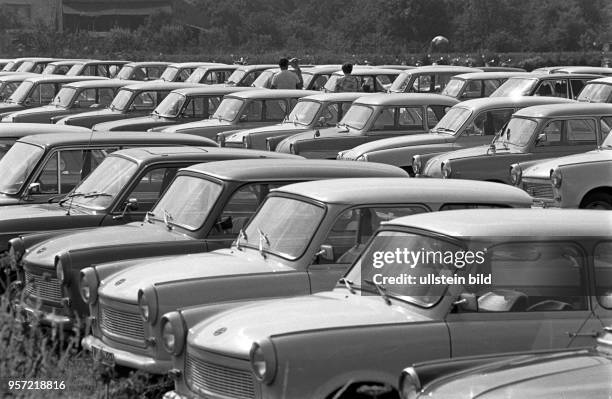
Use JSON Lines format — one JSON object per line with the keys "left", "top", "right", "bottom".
{"left": 441, "top": 160, "right": 452, "bottom": 179}
{"left": 56, "top": 258, "right": 66, "bottom": 285}
{"left": 398, "top": 367, "right": 421, "bottom": 399}
{"left": 510, "top": 163, "right": 522, "bottom": 186}
{"left": 138, "top": 286, "right": 159, "bottom": 323}
{"left": 79, "top": 268, "right": 99, "bottom": 304}
{"left": 160, "top": 312, "right": 185, "bottom": 355}
{"left": 249, "top": 340, "right": 277, "bottom": 384}
{"left": 551, "top": 168, "right": 562, "bottom": 188}
{"left": 356, "top": 154, "right": 368, "bottom": 162}
{"left": 412, "top": 155, "right": 422, "bottom": 175}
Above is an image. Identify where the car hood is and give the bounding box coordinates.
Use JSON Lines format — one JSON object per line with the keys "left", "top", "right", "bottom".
{"left": 225, "top": 123, "right": 303, "bottom": 143}
{"left": 190, "top": 291, "right": 429, "bottom": 358}
{"left": 275, "top": 126, "right": 356, "bottom": 152}
{"left": 7, "top": 104, "right": 64, "bottom": 117}
{"left": 61, "top": 108, "right": 116, "bottom": 120}
{"left": 99, "top": 248, "right": 293, "bottom": 302}
{"left": 523, "top": 149, "right": 612, "bottom": 179}
{"left": 348, "top": 133, "right": 452, "bottom": 155}
{"left": 0, "top": 202, "right": 68, "bottom": 223}
{"left": 92, "top": 115, "right": 166, "bottom": 131}
{"left": 0, "top": 103, "right": 23, "bottom": 111}
{"left": 24, "top": 221, "right": 189, "bottom": 267}
{"left": 425, "top": 351, "right": 610, "bottom": 399}
{"left": 162, "top": 118, "right": 229, "bottom": 133}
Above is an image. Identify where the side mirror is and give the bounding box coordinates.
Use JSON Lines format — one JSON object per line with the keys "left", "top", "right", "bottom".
{"left": 453, "top": 292, "right": 478, "bottom": 312}
{"left": 315, "top": 244, "right": 334, "bottom": 261}
{"left": 127, "top": 198, "right": 139, "bottom": 211}
{"left": 536, "top": 132, "right": 547, "bottom": 145}
{"left": 24, "top": 98, "right": 31, "bottom": 106}
{"left": 217, "top": 216, "right": 233, "bottom": 231}
{"left": 27, "top": 182, "right": 40, "bottom": 195}
{"left": 239, "top": 114, "right": 247, "bottom": 122}
{"left": 73, "top": 100, "right": 80, "bottom": 108}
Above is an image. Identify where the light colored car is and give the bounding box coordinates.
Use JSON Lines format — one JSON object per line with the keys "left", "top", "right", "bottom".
{"left": 163, "top": 209, "right": 612, "bottom": 399}
{"left": 184, "top": 64, "right": 241, "bottom": 85}
{"left": 115, "top": 62, "right": 171, "bottom": 81}
{"left": 218, "top": 92, "right": 364, "bottom": 150}
{"left": 323, "top": 68, "right": 400, "bottom": 93}
{"left": 81, "top": 178, "right": 531, "bottom": 375}
{"left": 400, "top": 327, "right": 612, "bottom": 399}
{"left": 158, "top": 62, "right": 224, "bottom": 82}
{"left": 219, "top": 64, "right": 277, "bottom": 87}
{"left": 441, "top": 71, "right": 529, "bottom": 101}
{"left": 490, "top": 73, "right": 601, "bottom": 99}
{"left": 389, "top": 66, "right": 482, "bottom": 94}
{"left": 337, "top": 96, "right": 574, "bottom": 173}
{"left": 511, "top": 129, "right": 612, "bottom": 209}
{"left": 276, "top": 93, "right": 459, "bottom": 159}
{"left": 576, "top": 76, "right": 612, "bottom": 103}
{"left": 159, "top": 89, "right": 318, "bottom": 140}
{"left": 422, "top": 103, "right": 611, "bottom": 183}
{"left": 65, "top": 60, "right": 130, "bottom": 78}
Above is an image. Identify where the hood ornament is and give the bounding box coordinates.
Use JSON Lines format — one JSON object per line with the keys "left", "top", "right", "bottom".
{"left": 114, "top": 278, "right": 126, "bottom": 286}
{"left": 213, "top": 327, "right": 227, "bottom": 336}
{"left": 35, "top": 246, "right": 47, "bottom": 255}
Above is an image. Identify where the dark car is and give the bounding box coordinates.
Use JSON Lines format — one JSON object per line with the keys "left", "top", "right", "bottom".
{"left": 276, "top": 93, "right": 458, "bottom": 159}
{"left": 422, "top": 103, "right": 611, "bottom": 183}
{"left": 115, "top": 62, "right": 171, "bottom": 81}
{"left": 490, "top": 72, "right": 602, "bottom": 99}
{"left": 91, "top": 86, "right": 254, "bottom": 132}
{"left": 0, "top": 123, "right": 89, "bottom": 159}
{"left": 66, "top": 60, "right": 131, "bottom": 78}
{"left": 0, "top": 75, "right": 107, "bottom": 118}
{"left": 184, "top": 64, "right": 241, "bottom": 85}
{"left": 0, "top": 131, "right": 216, "bottom": 207}
{"left": 55, "top": 81, "right": 200, "bottom": 128}
{"left": 400, "top": 327, "right": 612, "bottom": 399}
{"left": 3, "top": 79, "right": 136, "bottom": 123}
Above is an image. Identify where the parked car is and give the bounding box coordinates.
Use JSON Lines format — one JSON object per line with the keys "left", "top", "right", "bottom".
{"left": 276, "top": 93, "right": 458, "bottom": 159}
{"left": 221, "top": 64, "right": 277, "bottom": 87}
{"left": 41, "top": 60, "right": 91, "bottom": 75}
{"left": 388, "top": 66, "right": 482, "bottom": 94}
{"left": 0, "top": 59, "right": 13, "bottom": 70}
{"left": 218, "top": 92, "right": 364, "bottom": 150}
{"left": 159, "top": 207, "right": 608, "bottom": 399}
{"left": 511, "top": 129, "right": 612, "bottom": 209}
{"left": 3, "top": 79, "right": 136, "bottom": 123}
{"left": 440, "top": 72, "right": 529, "bottom": 101}
{"left": 115, "top": 62, "right": 171, "bottom": 81}
{"left": 0, "top": 123, "right": 89, "bottom": 159}
{"left": 66, "top": 60, "right": 131, "bottom": 78}
{"left": 184, "top": 64, "right": 241, "bottom": 85}
{"left": 159, "top": 89, "right": 317, "bottom": 139}
{"left": 490, "top": 73, "right": 601, "bottom": 99}
{"left": 0, "top": 75, "right": 107, "bottom": 118}
{"left": 158, "top": 62, "right": 223, "bottom": 82}
{"left": 0, "top": 131, "right": 215, "bottom": 207}
{"left": 421, "top": 103, "right": 611, "bottom": 183}
{"left": 400, "top": 327, "right": 612, "bottom": 399}
{"left": 337, "top": 97, "right": 575, "bottom": 173}
{"left": 323, "top": 68, "right": 400, "bottom": 93}
{"left": 0, "top": 57, "right": 56, "bottom": 74}
{"left": 79, "top": 178, "right": 531, "bottom": 374}
{"left": 55, "top": 81, "right": 200, "bottom": 128}
{"left": 92, "top": 86, "right": 254, "bottom": 132}
{"left": 0, "top": 73, "right": 39, "bottom": 102}
{"left": 576, "top": 76, "right": 612, "bottom": 103}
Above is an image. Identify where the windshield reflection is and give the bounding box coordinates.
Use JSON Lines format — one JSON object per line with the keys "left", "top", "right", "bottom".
{"left": 212, "top": 98, "right": 244, "bottom": 122}
{"left": 432, "top": 107, "right": 471, "bottom": 135}
{"left": 109, "top": 89, "right": 133, "bottom": 111}
{"left": 51, "top": 87, "right": 77, "bottom": 108}
{"left": 154, "top": 92, "right": 186, "bottom": 117}
{"left": 285, "top": 100, "right": 321, "bottom": 126}
{"left": 497, "top": 117, "right": 539, "bottom": 147}
{"left": 490, "top": 78, "right": 537, "bottom": 97}
{"left": 8, "top": 81, "right": 34, "bottom": 104}
{"left": 0, "top": 142, "right": 44, "bottom": 194}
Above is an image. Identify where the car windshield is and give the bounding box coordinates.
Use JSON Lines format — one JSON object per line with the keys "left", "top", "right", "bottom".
{"left": 212, "top": 98, "right": 244, "bottom": 122}
{"left": 69, "top": 156, "right": 138, "bottom": 210}
{"left": 286, "top": 100, "right": 321, "bottom": 126}
{"left": 50, "top": 87, "right": 77, "bottom": 107}
{"left": 0, "top": 142, "right": 44, "bottom": 194}
{"left": 339, "top": 104, "right": 373, "bottom": 130}
{"left": 251, "top": 70, "right": 275, "bottom": 88}
{"left": 66, "top": 64, "right": 84, "bottom": 76}
{"left": 490, "top": 77, "right": 537, "bottom": 97}
{"left": 16, "top": 61, "right": 35, "bottom": 72}
{"left": 2, "top": 61, "right": 15, "bottom": 72}
{"left": 241, "top": 196, "right": 325, "bottom": 260}
{"left": 109, "top": 88, "right": 133, "bottom": 111}
{"left": 497, "top": 116, "right": 539, "bottom": 147}
{"left": 7, "top": 81, "right": 34, "bottom": 104}
{"left": 150, "top": 175, "right": 222, "bottom": 230}
{"left": 344, "top": 231, "right": 463, "bottom": 308}
{"left": 160, "top": 66, "right": 179, "bottom": 81}
{"left": 226, "top": 69, "right": 246, "bottom": 85}
{"left": 577, "top": 83, "right": 612, "bottom": 103}
{"left": 389, "top": 72, "right": 412, "bottom": 92}
{"left": 0, "top": 81, "right": 21, "bottom": 101}
{"left": 602, "top": 131, "right": 612, "bottom": 148}
{"left": 42, "top": 65, "right": 56, "bottom": 74}
{"left": 116, "top": 65, "right": 136, "bottom": 80}
{"left": 154, "top": 92, "right": 186, "bottom": 117}
{"left": 302, "top": 72, "right": 314, "bottom": 88}
{"left": 441, "top": 78, "right": 464, "bottom": 97}
{"left": 186, "top": 68, "right": 207, "bottom": 83}
{"left": 432, "top": 107, "right": 471, "bottom": 134}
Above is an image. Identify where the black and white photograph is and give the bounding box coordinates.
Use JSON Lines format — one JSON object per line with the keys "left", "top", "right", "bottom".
{"left": 0, "top": 0, "right": 611, "bottom": 398}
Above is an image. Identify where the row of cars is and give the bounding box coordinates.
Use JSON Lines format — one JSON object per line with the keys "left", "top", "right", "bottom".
{"left": 0, "top": 58, "right": 610, "bottom": 398}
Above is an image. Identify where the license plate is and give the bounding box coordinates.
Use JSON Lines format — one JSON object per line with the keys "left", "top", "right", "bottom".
{"left": 91, "top": 345, "right": 115, "bottom": 367}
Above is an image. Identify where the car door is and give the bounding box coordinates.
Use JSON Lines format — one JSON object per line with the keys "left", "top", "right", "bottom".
{"left": 308, "top": 205, "right": 428, "bottom": 293}
{"left": 446, "top": 240, "right": 593, "bottom": 357}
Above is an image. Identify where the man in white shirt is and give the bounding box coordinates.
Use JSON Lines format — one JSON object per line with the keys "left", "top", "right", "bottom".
{"left": 271, "top": 57, "right": 301, "bottom": 89}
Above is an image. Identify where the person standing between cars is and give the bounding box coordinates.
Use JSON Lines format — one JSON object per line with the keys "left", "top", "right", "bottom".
{"left": 289, "top": 57, "right": 303, "bottom": 89}
{"left": 271, "top": 57, "right": 301, "bottom": 89}
{"left": 334, "top": 62, "right": 360, "bottom": 92}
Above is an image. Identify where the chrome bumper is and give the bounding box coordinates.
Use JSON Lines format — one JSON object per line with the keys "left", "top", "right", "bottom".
{"left": 81, "top": 335, "right": 171, "bottom": 374}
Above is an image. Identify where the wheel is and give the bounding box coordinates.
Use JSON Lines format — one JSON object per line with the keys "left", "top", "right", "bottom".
{"left": 580, "top": 192, "right": 612, "bottom": 210}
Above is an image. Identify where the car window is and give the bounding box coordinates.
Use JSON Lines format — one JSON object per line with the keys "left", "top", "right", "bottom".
{"left": 426, "top": 106, "right": 440, "bottom": 128}
{"left": 601, "top": 117, "right": 612, "bottom": 141}
{"left": 183, "top": 96, "right": 219, "bottom": 118}
{"left": 126, "top": 167, "right": 179, "bottom": 213}
{"left": 435, "top": 74, "right": 452, "bottom": 92}
{"left": 463, "top": 80, "right": 482, "bottom": 99}
{"left": 594, "top": 241, "right": 612, "bottom": 309}
{"left": 131, "top": 91, "right": 158, "bottom": 111}
{"left": 97, "top": 88, "right": 115, "bottom": 106}
{"left": 538, "top": 120, "right": 562, "bottom": 145}
{"left": 321, "top": 103, "right": 339, "bottom": 126}
{"left": 468, "top": 108, "right": 514, "bottom": 136}
{"left": 29, "top": 83, "right": 56, "bottom": 106}
{"left": 319, "top": 206, "right": 427, "bottom": 265}
{"left": 239, "top": 100, "right": 263, "bottom": 122}
{"left": 76, "top": 88, "right": 97, "bottom": 107}
{"left": 466, "top": 241, "right": 588, "bottom": 312}
{"left": 265, "top": 100, "right": 287, "bottom": 121}
{"left": 146, "top": 67, "right": 164, "bottom": 79}
{"left": 371, "top": 107, "right": 396, "bottom": 131}
{"left": 35, "top": 149, "right": 108, "bottom": 194}
{"left": 566, "top": 119, "right": 597, "bottom": 144}
{"left": 312, "top": 75, "right": 328, "bottom": 90}
{"left": 483, "top": 79, "right": 503, "bottom": 96}
{"left": 413, "top": 75, "right": 433, "bottom": 92}
{"left": 570, "top": 79, "right": 587, "bottom": 99}
{"left": 398, "top": 107, "right": 425, "bottom": 130}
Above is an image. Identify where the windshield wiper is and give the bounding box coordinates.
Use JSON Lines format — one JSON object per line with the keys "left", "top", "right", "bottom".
{"left": 338, "top": 278, "right": 356, "bottom": 294}
{"left": 58, "top": 191, "right": 112, "bottom": 205}
{"left": 163, "top": 209, "right": 174, "bottom": 230}
{"left": 434, "top": 127, "right": 455, "bottom": 134}
{"left": 363, "top": 279, "right": 392, "bottom": 305}
{"left": 145, "top": 210, "right": 155, "bottom": 224}
{"left": 236, "top": 228, "right": 247, "bottom": 250}
{"left": 257, "top": 227, "right": 270, "bottom": 258}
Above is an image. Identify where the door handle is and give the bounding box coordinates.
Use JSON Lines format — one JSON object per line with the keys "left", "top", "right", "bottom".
{"left": 567, "top": 331, "right": 598, "bottom": 338}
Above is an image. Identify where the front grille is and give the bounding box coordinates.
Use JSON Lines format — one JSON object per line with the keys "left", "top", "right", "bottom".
{"left": 24, "top": 270, "right": 63, "bottom": 302}
{"left": 186, "top": 351, "right": 255, "bottom": 399}
{"left": 100, "top": 306, "right": 145, "bottom": 342}
{"left": 523, "top": 180, "right": 554, "bottom": 199}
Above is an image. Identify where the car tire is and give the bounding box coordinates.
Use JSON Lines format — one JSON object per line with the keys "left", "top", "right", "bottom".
{"left": 581, "top": 192, "right": 612, "bottom": 210}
